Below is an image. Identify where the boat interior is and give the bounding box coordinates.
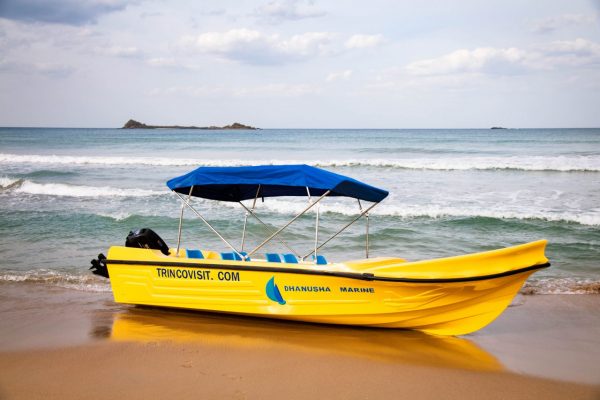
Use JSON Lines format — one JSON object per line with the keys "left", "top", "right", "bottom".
{"left": 179, "top": 248, "right": 330, "bottom": 265}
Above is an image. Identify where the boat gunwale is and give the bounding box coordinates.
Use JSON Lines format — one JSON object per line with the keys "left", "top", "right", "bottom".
{"left": 104, "top": 258, "right": 550, "bottom": 284}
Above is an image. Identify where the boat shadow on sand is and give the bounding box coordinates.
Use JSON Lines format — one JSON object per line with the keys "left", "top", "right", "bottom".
{"left": 92, "top": 305, "right": 504, "bottom": 373}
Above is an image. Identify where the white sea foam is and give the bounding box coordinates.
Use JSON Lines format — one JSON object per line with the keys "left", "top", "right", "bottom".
{"left": 96, "top": 211, "right": 134, "bottom": 221}
{"left": 0, "top": 153, "right": 200, "bottom": 167}
{"left": 2, "top": 153, "right": 600, "bottom": 172}
{"left": 373, "top": 204, "right": 600, "bottom": 226}
{"left": 0, "top": 176, "right": 21, "bottom": 188}
{"left": 241, "top": 199, "right": 600, "bottom": 226}
{"left": 522, "top": 278, "right": 600, "bottom": 295}
{"left": 325, "top": 156, "right": 600, "bottom": 172}
{"left": 6, "top": 178, "right": 597, "bottom": 225}
{"left": 13, "top": 180, "right": 163, "bottom": 198}
{"left": 0, "top": 270, "right": 111, "bottom": 292}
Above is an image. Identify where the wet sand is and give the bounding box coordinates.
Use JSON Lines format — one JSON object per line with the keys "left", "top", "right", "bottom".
{"left": 0, "top": 283, "right": 599, "bottom": 399}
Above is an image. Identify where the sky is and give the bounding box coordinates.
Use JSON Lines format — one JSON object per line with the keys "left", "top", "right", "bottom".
{"left": 0, "top": 0, "right": 599, "bottom": 128}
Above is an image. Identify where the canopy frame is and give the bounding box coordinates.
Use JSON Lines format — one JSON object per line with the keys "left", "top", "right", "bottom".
{"left": 301, "top": 200, "right": 379, "bottom": 260}
{"left": 245, "top": 190, "right": 331, "bottom": 259}
{"left": 240, "top": 185, "right": 261, "bottom": 252}
{"left": 173, "top": 191, "right": 245, "bottom": 260}
{"left": 168, "top": 164, "right": 386, "bottom": 262}
{"left": 173, "top": 188, "right": 381, "bottom": 262}
{"left": 238, "top": 201, "right": 301, "bottom": 258}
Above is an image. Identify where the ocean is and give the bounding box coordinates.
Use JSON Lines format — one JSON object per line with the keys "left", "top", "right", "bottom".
{"left": 1, "top": 127, "right": 599, "bottom": 294}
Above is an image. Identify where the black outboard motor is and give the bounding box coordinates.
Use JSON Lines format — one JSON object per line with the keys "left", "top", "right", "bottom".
{"left": 90, "top": 253, "right": 109, "bottom": 278}
{"left": 125, "top": 228, "right": 170, "bottom": 256}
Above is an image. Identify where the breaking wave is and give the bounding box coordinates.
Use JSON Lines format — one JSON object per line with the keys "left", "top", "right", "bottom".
{"left": 243, "top": 199, "right": 600, "bottom": 226}
{"left": 323, "top": 156, "right": 600, "bottom": 172}
{"left": 0, "top": 176, "right": 23, "bottom": 189}
{"left": 372, "top": 204, "right": 600, "bottom": 226}
{"left": 96, "top": 211, "right": 135, "bottom": 221}
{"left": 2, "top": 178, "right": 162, "bottom": 198}
{"left": 3, "top": 178, "right": 598, "bottom": 226}
{"left": 522, "top": 278, "right": 600, "bottom": 295}
{"left": 62, "top": 203, "right": 599, "bottom": 227}
{"left": 0, "top": 270, "right": 111, "bottom": 292}
{"left": 1, "top": 153, "right": 600, "bottom": 172}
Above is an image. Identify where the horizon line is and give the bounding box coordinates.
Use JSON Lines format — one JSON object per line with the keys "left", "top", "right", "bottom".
{"left": 1, "top": 125, "right": 599, "bottom": 130}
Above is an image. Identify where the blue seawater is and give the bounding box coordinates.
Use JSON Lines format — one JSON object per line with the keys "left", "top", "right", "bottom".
{"left": 1, "top": 127, "right": 599, "bottom": 294}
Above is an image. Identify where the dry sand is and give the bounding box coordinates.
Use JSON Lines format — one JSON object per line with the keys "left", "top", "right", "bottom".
{"left": 0, "top": 283, "right": 599, "bottom": 399}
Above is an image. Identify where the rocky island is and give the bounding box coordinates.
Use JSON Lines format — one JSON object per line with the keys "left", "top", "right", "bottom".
{"left": 122, "top": 119, "right": 258, "bottom": 130}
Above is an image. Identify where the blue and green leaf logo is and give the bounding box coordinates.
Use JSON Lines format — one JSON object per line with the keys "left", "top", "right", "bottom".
{"left": 266, "top": 276, "right": 286, "bottom": 305}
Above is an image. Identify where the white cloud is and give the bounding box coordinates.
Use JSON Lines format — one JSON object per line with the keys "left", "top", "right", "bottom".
{"left": 406, "top": 47, "right": 531, "bottom": 76}
{"left": 531, "top": 14, "right": 598, "bottom": 34}
{"left": 254, "top": 0, "right": 326, "bottom": 23}
{"left": 542, "top": 38, "right": 600, "bottom": 57}
{"left": 180, "top": 29, "right": 335, "bottom": 65}
{"left": 326, "top": 69, "right": 352, "bottom": 82}
{"left": 406, "top": 39, "right": 600, "bottom": 77}
{"left": 281, "top": 32, "right": 335, "bottom": 55}
{"left": 180, "top": 29, "right": 386, "bottom": 65}
{"left": 365, "top": 38, "right": 600, "bottom": 95}
{"left": 344, "top": 34, "right": 384, "bottom": 49}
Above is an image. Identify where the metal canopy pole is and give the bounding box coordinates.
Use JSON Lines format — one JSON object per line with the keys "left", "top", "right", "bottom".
{"left": 307, "top": 188, "right": 320, "bottom": 264}
{"left": 246, "top": 190, "right": 331, "bottom": 258}
{"left": 241, "top": 185, "right": 260, "bottom": 251}
{"left": 366, "top": 212, "right": 370, "bottom": 259}
{"left": 175, "top": 186, "right": 194, "bottom": 257}
{"left": 238, "top": 201, "right": 301, "bottom": 258}
{"left": 358, "top": 199, "right": 369, "bottom": 259}
{"left": 302, "top": 201, "right": 380, "bottom": 259}
{"left": 172, "top": 191, "right": 244, "bottom": 259}
{"left": 314, "top": 202, "right": 320, "bottom": 263}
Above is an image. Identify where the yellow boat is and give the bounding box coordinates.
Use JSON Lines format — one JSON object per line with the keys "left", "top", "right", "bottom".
{"left": 91, "top": 165, "right": 549, "bottom": 336}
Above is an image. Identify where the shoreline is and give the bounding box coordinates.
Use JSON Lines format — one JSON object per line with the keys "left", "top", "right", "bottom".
{"left": 0, "top": 282, "right": 599, "bottom": 398}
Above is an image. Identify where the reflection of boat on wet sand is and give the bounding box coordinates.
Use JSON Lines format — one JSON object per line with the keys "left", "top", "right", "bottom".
{"left": 91, "top": 165, "right": 549, "bottom": 336}
{"left": 109, "top": 308, "right": 503, "bottom": 372}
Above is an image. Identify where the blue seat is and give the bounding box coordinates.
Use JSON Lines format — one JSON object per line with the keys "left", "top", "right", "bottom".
{"left": 221, "top": 252, "right": 235, "bottom": 260}
{"left": 283, "top": 253, "right": 298, "bottom": 264}
{"left": 221, "top": 252, "right": 250, "bottom": 261}
{"left": 266, "top": 253, "right": 282, "bottom": 263}
{"left": 186, "top": 249, "right": 204, "bottom": 259}
{"left": 314, "top": 255, "right": 327, "bottom": 265}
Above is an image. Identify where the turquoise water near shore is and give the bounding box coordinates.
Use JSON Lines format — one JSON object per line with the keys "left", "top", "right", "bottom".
{"left": 1, "top": 127, "right": 599, "bottom": 294}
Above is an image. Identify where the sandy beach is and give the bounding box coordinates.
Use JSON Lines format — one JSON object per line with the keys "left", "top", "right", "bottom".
{"left": 0, "top": 283, "right": 599, "bottom": 399}
{"left": 2, "top": 0, "right": 600, "bottom": 397}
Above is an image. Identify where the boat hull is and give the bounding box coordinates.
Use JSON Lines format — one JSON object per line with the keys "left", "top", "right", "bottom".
{"left": 104, "top": 242, "right": 548, "bottom": 336}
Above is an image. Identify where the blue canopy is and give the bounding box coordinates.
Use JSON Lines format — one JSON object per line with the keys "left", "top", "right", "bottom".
{"left": 166, "top": 164, "right": 388, "bottom": 203}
